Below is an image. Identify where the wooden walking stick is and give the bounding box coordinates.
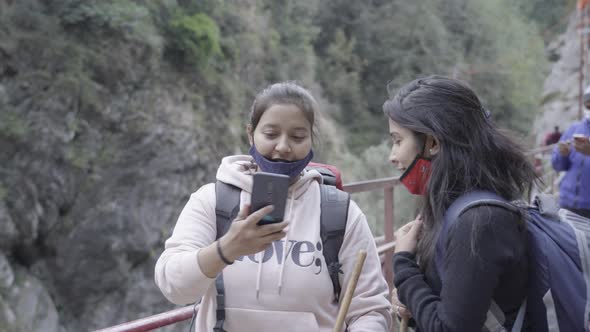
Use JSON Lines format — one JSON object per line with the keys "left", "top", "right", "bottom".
{"left": 392, "top": 289, "right": 409, "bottom": 332}
{"left": 333, "top": 250, "right": 367, "bottom": 332}
{"left": 399, "top": 317, "right": 409, "bottom": 332}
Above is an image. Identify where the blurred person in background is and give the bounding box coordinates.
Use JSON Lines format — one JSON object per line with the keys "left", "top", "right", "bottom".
{"left": 551, "top": 86, "right": 590, "bottom": 218}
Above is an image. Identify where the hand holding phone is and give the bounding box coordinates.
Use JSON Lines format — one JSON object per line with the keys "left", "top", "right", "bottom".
{"left": 251, "top": 172, "right": 290, "bottom": 225}
{"left": 573, "top": 134, "right": 589, "bottom": 143}
{"left": 218, "top": 204, "right": 289, "bottom": 262}
{"left": 573, "top": 134, "right": 590, "bottom": 156}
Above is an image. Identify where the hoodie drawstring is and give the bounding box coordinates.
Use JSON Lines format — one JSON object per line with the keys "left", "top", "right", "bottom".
{"left": 256, "top": 251, "right": 263, "bottom": 299}
{"left": 255, "top": 191, "right": 295, "bottom": 299}
{"left": 278, "top": 190, "right": 295, "bottom": 295}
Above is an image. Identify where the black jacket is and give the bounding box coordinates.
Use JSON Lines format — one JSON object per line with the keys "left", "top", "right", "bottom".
{"left": 393, "top": 206, "right": 528, "bottom": 332}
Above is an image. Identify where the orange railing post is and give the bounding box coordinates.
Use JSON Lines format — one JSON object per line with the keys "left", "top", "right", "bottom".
{"left": 383, "top": 186, "right": 394, "bottom": 288}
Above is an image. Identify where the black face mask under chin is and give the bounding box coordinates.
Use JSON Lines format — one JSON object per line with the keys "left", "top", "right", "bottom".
{"left": 248, "top": 144, "right": 314, "bottom": 179}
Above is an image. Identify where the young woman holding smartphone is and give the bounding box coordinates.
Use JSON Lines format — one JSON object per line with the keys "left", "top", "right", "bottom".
{"left": 155, "top": 82, "right": 391, "bottom": 331}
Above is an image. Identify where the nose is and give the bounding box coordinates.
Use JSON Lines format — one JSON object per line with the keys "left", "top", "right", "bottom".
{"left": 389, "top": 147, "right": 398, "bottom": 165}
{"left": 275, "top": 135, "right": 291, "bottom": 154}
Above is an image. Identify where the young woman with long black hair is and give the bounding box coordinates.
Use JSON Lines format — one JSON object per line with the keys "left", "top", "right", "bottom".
{"left": 386, "top": 76, "right": 537, "bottom": 331}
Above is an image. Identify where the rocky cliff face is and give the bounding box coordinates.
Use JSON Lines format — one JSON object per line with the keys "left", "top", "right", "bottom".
{"left": 0, "top": 2, "right": 238, "bottom": 331}
{"left": 0, "top": 1, "right": 352, "bottom": 330}
{"left": 535, "top": 12, "right": 586, "bottom": 144}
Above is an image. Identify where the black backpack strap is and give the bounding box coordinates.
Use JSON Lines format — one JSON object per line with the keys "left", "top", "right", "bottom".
{"left": 213, "top": 181, "right": 241, "bottom": 332}
{"left": 319, "top": 184, "right": 350, "bottom": 303}
{"left": 213, "top": 273, "right": 227, "bottom": 332}
{"left": 215, "top": 181, "right": 241, "bottom": 239}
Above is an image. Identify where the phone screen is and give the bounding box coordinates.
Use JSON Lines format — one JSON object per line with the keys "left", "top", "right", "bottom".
{"left": 251, "top": 172, "right": 290, "bottom": 225}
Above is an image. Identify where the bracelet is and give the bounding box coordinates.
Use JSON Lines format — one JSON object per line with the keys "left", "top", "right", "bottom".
{"left": 216, "top": 240, "right": 234, "bottom": 265}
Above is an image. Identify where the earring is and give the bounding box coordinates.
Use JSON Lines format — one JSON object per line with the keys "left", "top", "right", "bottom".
{"left": 429, "top": 148, "right": 434, "bottom": 154}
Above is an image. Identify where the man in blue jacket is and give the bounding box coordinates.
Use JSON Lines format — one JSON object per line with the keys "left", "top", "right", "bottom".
{"left": 552, "top": 88, "right": 590, "bottom": 218}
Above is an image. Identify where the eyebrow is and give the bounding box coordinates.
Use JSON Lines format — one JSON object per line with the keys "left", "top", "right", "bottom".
{"left": 260, "top": 124, "right": 279, "bottom": 130}
{"left": 260, "top": 124, "right": 310, "bottom": 132}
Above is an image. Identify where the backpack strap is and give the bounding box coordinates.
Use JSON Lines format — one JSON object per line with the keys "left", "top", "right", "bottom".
{"left": 319, "top": 184, "right": 350, "bottom": 303}
{"left": 532, "top": 193, "right": 560, "bottom": 219}
{"left": 213, "top": 273, "right": 227, "bottom": 332}
{"left": 213, "top": 181, "right": 241, "bottom": 332}
{"left": 215, "top": 181, "right": 241, "bottom": 239}
{"left": 559, "top": 209, "right": 590, "bottom": 332}
{"left": 511, "top": 299, "right": 527, "bottom": 332}
{"left": 435, "top": 190, "right": 518, "bottom": 279}
{"left": 435, "top": 190, "right": 524, "bottom": 331}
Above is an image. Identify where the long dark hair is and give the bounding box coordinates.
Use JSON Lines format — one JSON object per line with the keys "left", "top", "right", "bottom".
{"left": 383, "top": 75, "right": 537, "bottom": 270}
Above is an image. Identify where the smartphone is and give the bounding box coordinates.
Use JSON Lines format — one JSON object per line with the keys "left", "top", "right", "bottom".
{"left": 573, "top": 134, "right": 589, "bottom": 143}
{"left": 251, "top": 172, "right": 290, "bottom": 225}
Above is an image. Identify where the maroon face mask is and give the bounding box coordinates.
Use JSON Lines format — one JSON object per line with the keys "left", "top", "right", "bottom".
{"left": 399, "top": 155, "right": 432, "bottom": 196}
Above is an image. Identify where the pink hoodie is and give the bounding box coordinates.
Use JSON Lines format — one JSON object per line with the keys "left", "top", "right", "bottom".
{"left": 155, "top": 155, "right": 392, "bottom": 331}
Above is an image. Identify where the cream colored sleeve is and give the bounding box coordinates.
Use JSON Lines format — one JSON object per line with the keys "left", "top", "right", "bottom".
{"left": 340, "top": 200, "right": 393, "bottom": 332}
{"left": 154, "top": 183, "right": 218, "bottom": 305}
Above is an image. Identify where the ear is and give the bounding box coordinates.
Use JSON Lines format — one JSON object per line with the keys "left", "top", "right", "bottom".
{"left": 247, "top": 124, "right": 254, "bottom": 145}
{"left": 426, "top": 135, "right": 440, "bottom": 157}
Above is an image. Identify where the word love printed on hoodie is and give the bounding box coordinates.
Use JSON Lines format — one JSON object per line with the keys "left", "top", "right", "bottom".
{"left": 235, "top": 239, "right": 325, "bottom": 274}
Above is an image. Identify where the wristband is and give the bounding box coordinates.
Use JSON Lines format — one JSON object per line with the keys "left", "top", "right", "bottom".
{"left": 216, "top": 240, "right": 234, "bottom": 265}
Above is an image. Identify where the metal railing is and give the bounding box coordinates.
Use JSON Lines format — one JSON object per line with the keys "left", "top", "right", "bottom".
{"left": 95, "top": 307, "right": 196, "bottom": 332}
{"left": 95, "top": 240, "right": 398, "bottom": 332}
{"left": 340, "top": 176, "right": 399, "bottom": 286}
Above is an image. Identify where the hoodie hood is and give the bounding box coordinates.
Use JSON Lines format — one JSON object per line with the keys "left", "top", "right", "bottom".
{"left": 216, "top": 155, "right": 322, "bottom": 200}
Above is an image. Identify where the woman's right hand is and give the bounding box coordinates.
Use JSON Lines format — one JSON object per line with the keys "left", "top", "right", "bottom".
{"left": 394, "top": 216, "right": 422, "bottom": 254}
{"left": 391, "top": 288, "right": 412, "bottom": 320}
{"left": 219, "top": 204, "right": 289, "bottom": 261}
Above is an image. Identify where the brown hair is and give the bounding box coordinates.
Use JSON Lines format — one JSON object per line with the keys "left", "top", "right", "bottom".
{"left": 249, "top": 82, "right": 318, "bottom": 133}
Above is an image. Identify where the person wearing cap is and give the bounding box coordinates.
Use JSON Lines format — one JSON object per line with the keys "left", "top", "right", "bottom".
{"left": 551, "top": 86, "right": 590, "bottom": 218}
